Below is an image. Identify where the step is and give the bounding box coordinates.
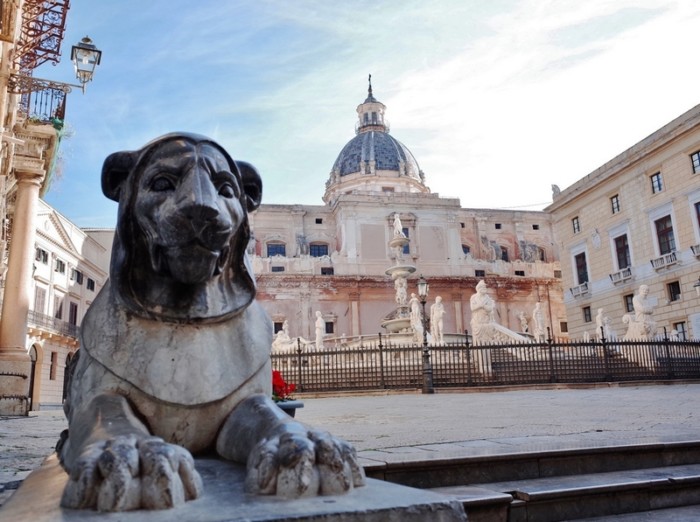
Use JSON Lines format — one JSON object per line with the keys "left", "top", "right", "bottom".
{"left": 431, "top": 464, "right": 700, "bottom": 522}
{"left": 570, "top": 503, "right": 700, "bottom": 520}
{"left": 363, "top": 440, "right": 700, "bottom": 489}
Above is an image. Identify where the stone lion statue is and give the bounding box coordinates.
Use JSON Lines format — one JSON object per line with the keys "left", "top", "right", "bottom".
{"left": 58, "top": 133, "right": 364, "bottom": 512}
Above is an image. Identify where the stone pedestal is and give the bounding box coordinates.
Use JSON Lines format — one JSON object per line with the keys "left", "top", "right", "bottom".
{"left": 0, "top": 455, "right": 467, "bottom": 521}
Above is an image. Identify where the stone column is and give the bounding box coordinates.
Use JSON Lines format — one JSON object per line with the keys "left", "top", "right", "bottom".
{"left": 0, "top": 168, "right": 45, "bottom": 415}
{"left": 452, "top": 294, "right": 463, "bottom": 333}
{"left": 349, "top": 292, "right": 360, "bottom": 337}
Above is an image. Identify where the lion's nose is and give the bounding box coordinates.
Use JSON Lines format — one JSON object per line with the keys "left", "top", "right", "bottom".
{"left": 180, "top": 170, "right": 219, "bottom": 221}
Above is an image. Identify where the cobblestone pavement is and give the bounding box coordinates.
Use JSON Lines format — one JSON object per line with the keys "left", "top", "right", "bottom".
{"left": 1, "top": 382, "right": 699, "bottom": 507}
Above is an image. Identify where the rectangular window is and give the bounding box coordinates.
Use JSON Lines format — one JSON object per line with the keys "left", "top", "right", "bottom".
{"left": 325, "top": 322, "right": 334, "bottom": 334}
{"left": 624, "top": 294, "right": 634, "bottom": 313}
{"left": 402, "top": 227, "right": 410, "bottom": 254}
{"left": 610, "top": 194, "right": 620, "bottom": 214}
{"left": 321, "top": 267, "right": 334, "bottom": 275}
{"left": 309, "top": 244, "right": 329, "bottom": 257}
{"left": 515, "top": 270, "right": 525, "bottom": 276}
{"left": 273, "top": 322, "right": 284, "bottom": 333}
{"left": 267, "top": 243, "right": 286, "bottom": 257}
{"left": 667, "top": 281, "right": 681, "bottom": 302}
{"left": 500, "top": 247, "right": 509, "bottom": 262}
{"left": 475, "top": 269, "right": 486, "bottom": 277}
{"left": 315, "top": 218, "right": 323, "bottom": 224}
{"left": 655, "top": 215, "right": 675, "bottom": 255}
{"left": 673, "top": 322, "right": 687, "bottom": 340}
{"left": 382, "top": 186, "right": 394, "bottom": 193}
{"left": 691, "top": 150, "right": 700, "bottom": 174}
{"left": 271, "top": 266, "right": 285, "bottom": 272}
{"left": 650, "top": 172, "right": 663, "bottom": 194}
{"left": 614, "top": 234, "right": 631, "bottom": 269}
{"left": 54, "top": 295, "right": 64, "bottom": 319}
{"left": 532, "top": 224, "right": 540, "bottom": 230}
{"left": 583, "top": 306, "right": 592, "bottom": 323}
{"left": 70, "top": 269, "right": 84, "bottom": 284}
{"left": 35, "top": 247, "right": 48, "bottom": 264}
{"left": 695, "top": 202, "right": 700, "bottom": 231}
{"left": 574, "top": 252, "right": 588, "bottom": 284}
{"left": 560, "top": 321, "right": 568, "bottom": 333}
{"left": 87, "top": 278, "right": 96, "bottom": 291}
{"left": 554, "top": 270, "right": 562, "bottom": 278}
{"left": 572, "top": 216, "right": 580, "bottom": 234}
{"left": 34, "top": 287, "right": 46, "bottom": 314}
{"left": 460, "top": 222, "right": 465, "bottom": 228}
{"left": 69, "top": 302, "right": 78, "bottom": 326}
{"left": 495, "top": 223, "right": 502, "bottom": 230}
{"left": 50, "top": 352, "right": 58, "bottom": 380}
{"left": 55, "top": 259, "right": 66, "bottom": 273}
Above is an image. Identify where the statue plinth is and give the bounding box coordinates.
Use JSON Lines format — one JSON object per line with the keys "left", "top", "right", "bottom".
{"left": 1, "top": 455, "right": 467, "bottom": 521}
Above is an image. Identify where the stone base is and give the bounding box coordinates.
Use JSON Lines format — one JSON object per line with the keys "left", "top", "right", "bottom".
{"left": 0, "top": 454, "right": 467, "bottom": 521}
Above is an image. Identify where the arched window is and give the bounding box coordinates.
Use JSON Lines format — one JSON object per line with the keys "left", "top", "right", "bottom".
{"left": 462, "top": 244, "right": 471, "bottom": 255}
{"left": 309, "top": 243, "right": 329, "bottom": 257}
{"left": 267, "top": 242, "right": 286, "bottom": 257}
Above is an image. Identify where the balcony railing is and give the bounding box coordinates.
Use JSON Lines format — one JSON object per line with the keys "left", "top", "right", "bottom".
{"left": 569, "top": 281, "right": 589, "bottom": 298}
{"left": 609, "top": 267, "right": 632, "bottom": 285}
{"left": 650, "top": 251, "right": 678, "bottom": 270}
{"left": 27, "top": 310, "right": 79, "bottom": 339}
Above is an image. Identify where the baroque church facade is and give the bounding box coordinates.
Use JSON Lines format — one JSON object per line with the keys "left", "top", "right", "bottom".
{"left": 249, "top": 84, "right": 566, "bottom": 344}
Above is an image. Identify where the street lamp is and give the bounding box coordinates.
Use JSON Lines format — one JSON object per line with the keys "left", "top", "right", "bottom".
{"left": 71, "top": 36, "right": 102, "bottom": 87}
{"left": 417, "top": 274, "right": 434, "bottom": 394}
{"left": 8, "top": 36, "right": 103, "bottom": 95}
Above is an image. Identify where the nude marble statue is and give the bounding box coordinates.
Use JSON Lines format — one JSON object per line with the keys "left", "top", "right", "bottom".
{"left": 58, "top": 133, "right": 364, "bottom": 512}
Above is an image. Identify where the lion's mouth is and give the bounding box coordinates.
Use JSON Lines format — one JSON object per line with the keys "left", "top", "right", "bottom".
{"left": 150, "top": 243, "right": 231, "bottom": 284}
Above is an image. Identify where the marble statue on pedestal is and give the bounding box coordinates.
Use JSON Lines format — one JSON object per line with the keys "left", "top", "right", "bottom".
{"left": 315, "top": 310, "right": 325, "bottom": 350}
{"left": 470, "top": 280, "right": 496, "bottom": 344}
{"left": 58, "top": 134, "right": 364, "bottom": 513}
{"left": 409, "top": 293, "right": 423, "bottom": 342}
{"left": 623, "top": 284, "right": 657, "bottom": 340}
{"left": 430, "top": 296, "right": 445, "bottom": 345}
{"left": 532, "top": 302, "right": 546, "bottom": 342}
{"left": 393, "top": 212, "right": 406, "bottom": 238}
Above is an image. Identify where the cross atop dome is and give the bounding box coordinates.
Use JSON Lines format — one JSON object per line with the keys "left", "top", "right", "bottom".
{"left": 356, "top": 74, "right": 388, "bottom": 134}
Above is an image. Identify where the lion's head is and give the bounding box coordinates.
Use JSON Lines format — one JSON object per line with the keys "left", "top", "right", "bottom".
{"left": 101, "top": 133, "right": 262, "bottom": 323}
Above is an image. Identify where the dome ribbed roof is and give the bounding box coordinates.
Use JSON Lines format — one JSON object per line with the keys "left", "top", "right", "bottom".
{"left": 332, "top": 131, "right": 422, "bottom": 179}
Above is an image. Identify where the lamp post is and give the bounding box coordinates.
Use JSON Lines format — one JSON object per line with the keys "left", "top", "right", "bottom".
{"left": 417, "top": 275, "right": 434, "bottom": 394}
{"left": 8, "top": 36, "right": 102, "bottom": 95}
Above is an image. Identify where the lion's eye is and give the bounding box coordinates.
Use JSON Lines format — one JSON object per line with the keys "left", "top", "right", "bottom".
{"left": 151, "top": 177, "right": 175, "bottom": 192}
{"left": 218, "top": 183, "right": 237, "bottom": 198}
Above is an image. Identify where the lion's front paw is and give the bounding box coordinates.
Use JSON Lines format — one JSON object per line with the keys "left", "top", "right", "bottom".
{"left": 61, "top": 435, "right": 203, "bottom": 511}
{"left": 245, "top": 428, "right": 366, "bottom": 498}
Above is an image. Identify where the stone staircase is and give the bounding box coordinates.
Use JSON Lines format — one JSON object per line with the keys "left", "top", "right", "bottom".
{"left": 363, "top": 440, "right": 700, "bottom": 521}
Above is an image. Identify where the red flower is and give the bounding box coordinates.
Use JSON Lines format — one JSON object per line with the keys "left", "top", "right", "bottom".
{"left": 272, "top": 370, "right": 296, "bottom": 402}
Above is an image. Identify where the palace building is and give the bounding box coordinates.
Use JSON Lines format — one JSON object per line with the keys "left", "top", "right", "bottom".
{"left": 249, "top": 82, "right": 566, "bottom": 344}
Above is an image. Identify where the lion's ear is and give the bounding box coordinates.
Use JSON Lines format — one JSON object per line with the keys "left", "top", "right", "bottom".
{"left": 101, "top": 151, "right": 139, "bottom": 202}
{"left": 236, "top": 160, "right": 263, "bottom": 212}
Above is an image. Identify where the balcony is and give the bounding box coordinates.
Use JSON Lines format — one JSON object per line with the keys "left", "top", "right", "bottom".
{"left": 27, "top": 310, "right": 79, "bottom": 339}
{"left": 650, "top": 251, "right": 678, "bottom": 271}
{"left": 691, "top": 244, "right": 700, "bottom": 258}
{"left": 570, "top": 282, "right": 589, "bottom": 298}
{"left": 609, "top": 267, "right": 632, "bottom": 285}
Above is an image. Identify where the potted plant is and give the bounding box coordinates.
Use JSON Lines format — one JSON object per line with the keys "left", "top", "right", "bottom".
{"left": 272, "top": 370, "right": 303, "bottom": 417}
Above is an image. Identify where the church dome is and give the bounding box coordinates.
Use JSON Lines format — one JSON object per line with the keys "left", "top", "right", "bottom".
{"left": 324, "top": 77, "right": 428, "bottom": 204}
{"left": 332, "top": 131, "right": 423, "bottom": 180}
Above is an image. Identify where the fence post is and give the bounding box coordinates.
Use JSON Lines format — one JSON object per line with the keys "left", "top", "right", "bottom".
{"left": 663, "top": 327, "right": 674, "bottom": 379}
{"left": 378, "top": 332, "right": 386, "bottom": 389}
{"left": 600, "top": 327, "right": 611, "bottom": 381}
{"left": 547, "top": 327, "right": 556, "bottom": 383}
{"left": 295, "top": 337, "right": 304, "bottom": 392}
{"left": 465, "top": 330, "right": 472, "bottom": 386}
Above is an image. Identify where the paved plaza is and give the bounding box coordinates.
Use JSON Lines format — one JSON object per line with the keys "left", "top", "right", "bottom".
{"left": 1, "top": 382, "right": 699, "bottom": 510}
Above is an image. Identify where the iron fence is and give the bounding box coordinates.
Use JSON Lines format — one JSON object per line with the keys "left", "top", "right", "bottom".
{"left": 271, "top": 333, "right": 700, "bottom": 393}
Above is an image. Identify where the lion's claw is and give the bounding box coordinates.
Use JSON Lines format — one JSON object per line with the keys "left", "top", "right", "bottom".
{"left": 61, "top": 436, "right": 202, "bottom": 512}
{"left": 246, "top": 428, "right": 365, "bottom": 498}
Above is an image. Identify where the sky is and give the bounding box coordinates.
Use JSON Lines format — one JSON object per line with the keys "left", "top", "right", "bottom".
{"left": 39, "top": 0, "right": 700, "bottom": 228}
